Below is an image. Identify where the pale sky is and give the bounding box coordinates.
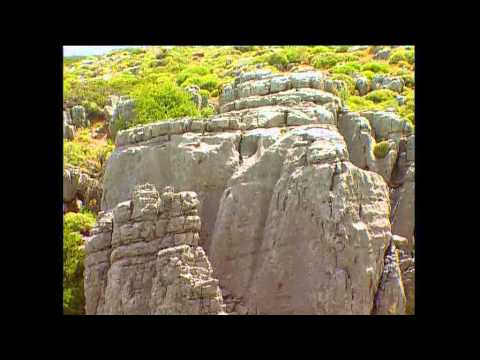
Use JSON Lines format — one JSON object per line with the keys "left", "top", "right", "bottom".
{"left": 63, "top": 46, "right": 147, "bottom": 57}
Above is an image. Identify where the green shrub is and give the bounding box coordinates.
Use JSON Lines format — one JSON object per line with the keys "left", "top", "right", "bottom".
{"left": 312, "top": 53, "right": 358, "bottom": 70}
{"left": 197, "top": 74, "right": 220, "bottom": 92}
{"left": 331, "top": 61, "right": 361, "bottom": 75}
{"left": 131, "top": 81, "right": 200, "bottom": 125}
{"left": 176, "top": 65, "right": 210, "bottom": 85}
{"left": 311, "top": 46, "right": 333, "bottom": 54}
{"left": 63, "top": 211, "right": 96, "bottom": 315}
{"left": 330, "top": 73, "right": 356, "bottom": 95}
{"left": 373, "top": 141, "right": 391, "bottom": 159}
{"left": 200, "top": 106, "right": 215, "bottom": 117}
{"left": 283, "top": 47, "right": 310, "bottom": 64}
{"left": 361, "top": 70, "right": 375, "bottom": 80}
{"left": 365, "top": 89, "right": 397, "bottom": 103}
{"left": 361, "top": 62, "right": 391, "bottom": 73}
{"left": 267, "top": 52, "right": 289, "bottom": 70}
{"left": 346, "top": 96, "right": 377, "bottom": 112}
{"left": 389, "top": 48, "right": 415, "bottom": 65}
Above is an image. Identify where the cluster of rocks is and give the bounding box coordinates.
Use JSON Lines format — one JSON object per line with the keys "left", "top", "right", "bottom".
{"left": 84, "top": 184, "right": 226, "bottom": 315}
{"left": 89, "top": 69, "right": 414, "bottom": 315}
{"left": 63, "top": 167, "right": 102, "bottom": 213}
{"left": 354, "top": 74, "right": 405, "bottom": 96}
{"left": 371, "top": 74, "right": 405, "bottom": 93}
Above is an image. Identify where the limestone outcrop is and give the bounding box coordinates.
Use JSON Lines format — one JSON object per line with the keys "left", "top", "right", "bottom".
{"left": 63, "top": 167, "right": 102, "bottom": 213}
{"left": 90, "top": 69, "right": 414, "bottom": 315}
{"left": 84, "top": 184, "right": 226, "bottom": 315}
{"left": 71, "top": 105, "right": 90, "bottom": 128}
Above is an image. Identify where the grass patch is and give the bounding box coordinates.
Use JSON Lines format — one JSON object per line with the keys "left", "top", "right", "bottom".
{"left": 373, "top": 141, "right": 391, "bottom": 159}
{"left": 361, "top": 62, "right": 391, "bottom": 73}
{"left": 365, "top": 89, "right": 397, "bottom": 103}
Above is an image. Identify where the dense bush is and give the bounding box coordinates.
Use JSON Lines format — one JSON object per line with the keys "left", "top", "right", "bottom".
{"left": 267, "top": 52, "right": 289, "bottom": 70}
{"left": 361, "top": 62, "right": 391, "bottom": 73}
{"left": 131, "top": 81, "right": 200, "bottom": 124}
{"left": 389, "top": 48, "right": 415, "bottom": 65}
{"left": 330, "top": 74, "right": 356, "bottom": 95}
{"left": 365, "top": 89, "right": 397, "bottom": 103}
{"left": 176, "top": 66, "right": 210, "bottom": 86}
{"left": 63, "top": 211, "right": 96, "bottom": 315}
{"left": 312, "top": 53, "right": 358, "bottom": 70}
{"left": 331, "top": 62, "right": 361, "bottom": 75}
{"left": 373, "top": 141, "right": 391, "bottom": 159}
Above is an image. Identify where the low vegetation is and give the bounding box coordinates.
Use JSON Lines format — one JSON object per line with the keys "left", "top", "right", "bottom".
{"left": 63, "top": 210, "right": 96, "bottom": 314}
{"left": 373, "top": 141, "right": 391, "bottom": 159}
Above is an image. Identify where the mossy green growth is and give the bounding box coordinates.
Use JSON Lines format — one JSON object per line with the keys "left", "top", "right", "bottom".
{"left": 267, "top": 52, "right": 289, "bottom": 70}
{"left": 312, "top": 52, "right": 359, "bottom": 70}
{"left": 361, "top": 62, "right": 391, "bottom": 73}
{"left": 365, "top": 89, "right": 397, "bottom": 103}
{"left": 373, "top": 141, "right": 391, "bottom": 159}
{"left": 331, "top": 61, "right": 361, "bottom": 75}
{"left": 389, "top": 47, "right": 414, "bottom": 65}
{"left": 331, "top": 73, "right": 356, "bottom": 95}
{"left": 63, "top": 211, "right": 96, "bottom": 315}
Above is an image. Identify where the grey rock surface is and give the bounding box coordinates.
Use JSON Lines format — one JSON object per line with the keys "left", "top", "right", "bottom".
{"left": 64, "top": 167, "right": 102, "bottom": 212}
{"left": 209, "top": 125, "right": 392, "bottom": 314}
{"left": 109, "top": 98, "right": 136, "bottom": 141}
{"left": 372, "top": 242, "right": 406, "bottom": 315}
{"left": 85, "top": 184, "right": 226, "bottom": 315}
{"left": 371, "top": 75, "right": 404, "bottom": 93}
{"left": 71, "top": 105, "right": 90, "bottom": 128}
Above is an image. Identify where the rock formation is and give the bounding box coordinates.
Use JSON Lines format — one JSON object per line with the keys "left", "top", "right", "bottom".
{"left": 71, "top": 105, "right": 90, "bottom": 128}
{"left": 87, "top": 69, "right": 414, "bottom": 315}
{"left": 63, "top": 167, "right": 102, "bottom": 213}
{"left": 84, "top": 184, "right": 226, "bottom": 315}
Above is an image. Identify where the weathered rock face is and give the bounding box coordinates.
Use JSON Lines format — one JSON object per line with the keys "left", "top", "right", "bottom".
{"left": 94, "top": 70, "right": 414, "bottom": 314}
{"left": 371, "top": 75, "right": 404, "bottom": 93}
{"left": 64, "top": 167, "right": 102, "bottom": 213}
{"left": 372, "top": 241, "right": 406, "bottom": 315}
{"left": 210, "top": 125, "right": 392, "bottom": 314}
{"left": 84, "top": 184, "right": 226, "bottom": 315}
{"left": 109, "top": 97, "right": 136, "bottom": 141}
{"left": 71, "top": 105, "right": 90, "bottom": 128}
{"left": 64, "top": 123, "right": 75, "bottom": 140}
